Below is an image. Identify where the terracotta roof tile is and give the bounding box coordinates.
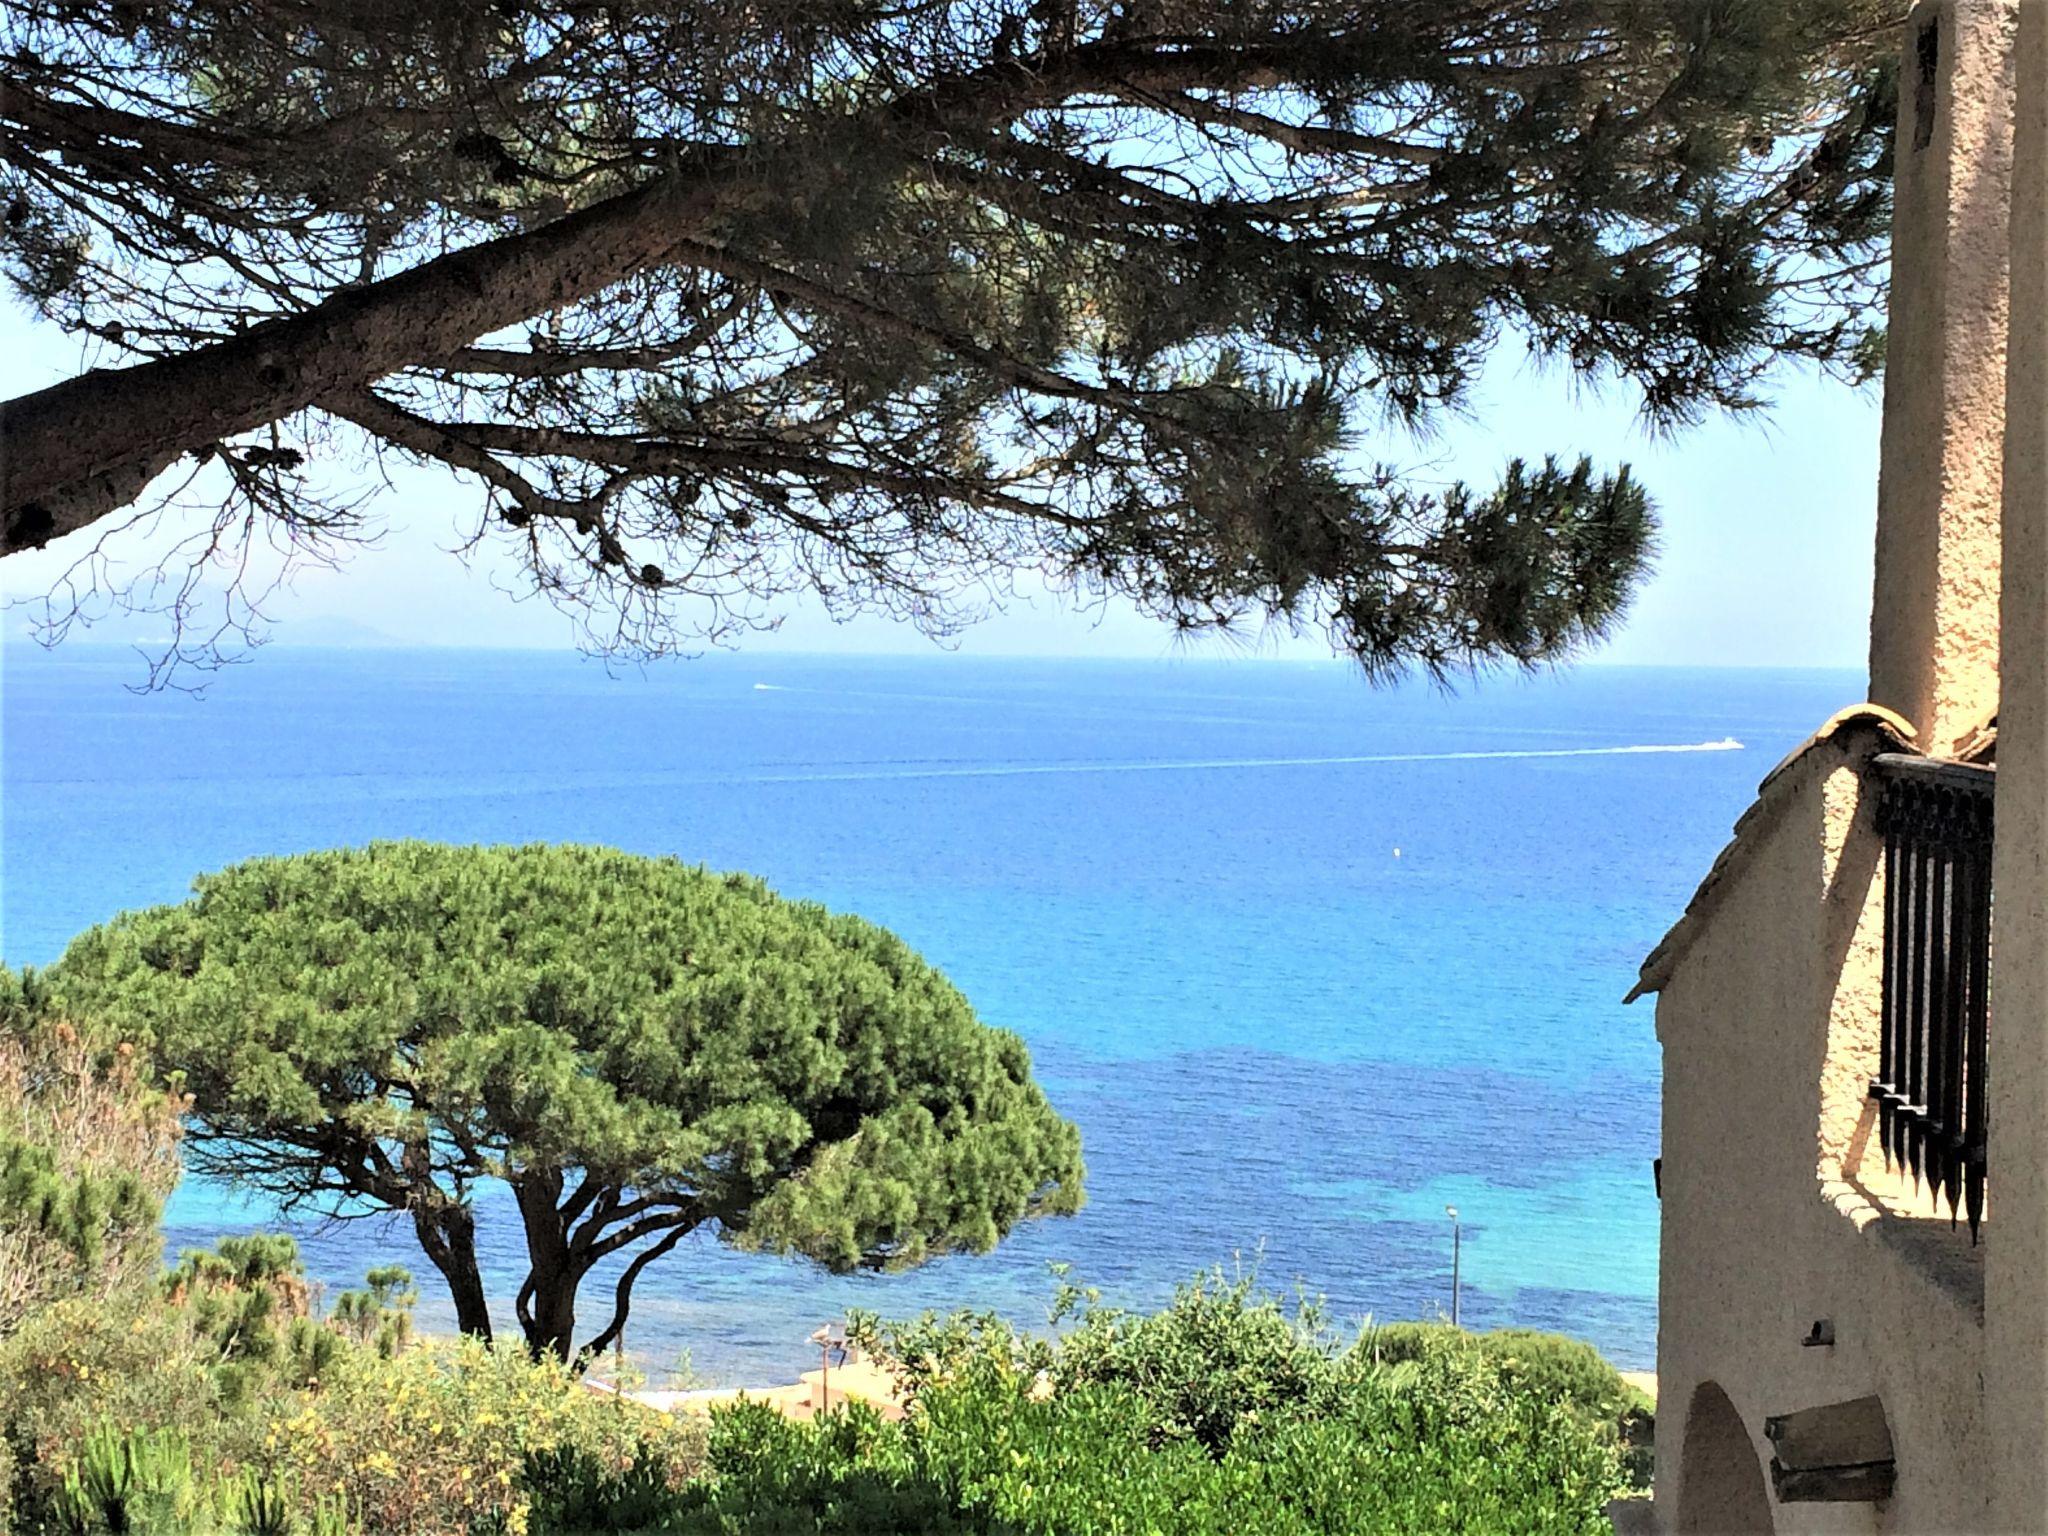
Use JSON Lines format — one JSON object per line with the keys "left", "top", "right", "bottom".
{"left": 1624, "top": 704, "right": 1916, "bottom": 1004}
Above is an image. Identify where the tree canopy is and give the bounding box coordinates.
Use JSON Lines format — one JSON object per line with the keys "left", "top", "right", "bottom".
{"left": 47, "top": 842, "right": 1085, "bottom": 1362}
{"left": 0, "top": 0, "right": 1898, "bottom": 677}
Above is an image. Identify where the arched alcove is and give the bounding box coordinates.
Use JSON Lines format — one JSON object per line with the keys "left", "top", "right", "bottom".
{"left": 1678, "top": 1381, "right": 1774, "bottom": 1535}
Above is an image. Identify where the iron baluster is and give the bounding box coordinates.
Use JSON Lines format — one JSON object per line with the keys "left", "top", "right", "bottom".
{"left": 1869, "top": 755, "right": 1995, "bottom": 1242}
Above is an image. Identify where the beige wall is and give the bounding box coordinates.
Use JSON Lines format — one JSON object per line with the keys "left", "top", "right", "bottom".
{"left": 1654, "top": 728, "right": 1989, "bottom": 1534}
{"left": 1868, "top": 0, "right": 2018, "bottom": 754}
{"left": 1986, "top": 3, "right": 2048, "bottom": 1527}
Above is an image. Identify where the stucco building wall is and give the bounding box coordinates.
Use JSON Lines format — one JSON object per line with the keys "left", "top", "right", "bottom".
{"left": 1985, "top": 2, "right": 2048, "bottom": 1526}
{"left": 1653, "top": 728, "right": 1989, "bottom": 1534}
{"left": 1868, "top": 0, "right": 2016, "bottom": 753}
{"left": 1642, "top": 3, "right": 2044, "bottom": 1528}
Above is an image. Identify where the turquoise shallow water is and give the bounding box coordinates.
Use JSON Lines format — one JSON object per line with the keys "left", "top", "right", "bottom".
{"left": 1, "top": 648, "right": 1857, "bottom": 1382}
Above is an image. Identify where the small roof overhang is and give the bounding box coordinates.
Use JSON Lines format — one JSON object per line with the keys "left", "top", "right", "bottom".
{"left": 1624, "top": 704, "right": 1919, "bottom": 1004}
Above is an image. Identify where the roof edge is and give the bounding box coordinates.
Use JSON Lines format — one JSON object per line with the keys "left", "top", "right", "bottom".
{"left": 1624, "top": 703, "right": 1917, "bottom": 1004}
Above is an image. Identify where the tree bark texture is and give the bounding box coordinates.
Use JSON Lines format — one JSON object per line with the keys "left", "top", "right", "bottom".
{"left": 0, "top": 172, "right": 706, "bottom": 555}
{"left": 413, "top": 1201, "right": 495, "bottom": 1344}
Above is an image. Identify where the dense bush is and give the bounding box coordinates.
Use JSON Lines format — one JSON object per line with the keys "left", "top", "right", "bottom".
{"left": 1370, "top": 1321, "right": 1654, "bottom": 1488}
{"left": 1042, "top": 1273, "right": 1347, "bottom": 1452}
{"left": 0, "top": 977, "right": 184, "bottom": 1532}
{"left": 1370, "top": 1323, "right": 1643, "bottom": 1421}
{"left": 256, "top": 1335, "right": 704, "bottom": 1534}
{"left": 0, "top": 970, "right": 181, "bottom": 1340}
{"left": 0, "top": 967, "right": 1639, "bottom": 1536}
{"left": 530, "top": 1275, "right": 1630, "bottom": 1536}
{"left": 0, "top": 1237, "right": 705, "bottom": 1535}
{"left": 4, "top": 1247, "right": 1638, "bottom": 1534}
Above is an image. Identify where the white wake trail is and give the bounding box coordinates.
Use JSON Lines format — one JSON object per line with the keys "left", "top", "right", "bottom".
{"left": 735, "top": 739, "right": 1744, "bottom": 786}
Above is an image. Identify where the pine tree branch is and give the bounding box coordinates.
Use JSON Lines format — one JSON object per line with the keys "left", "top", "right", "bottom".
{"left": 1140, "top": 89, "right": 1446, "bottom": 163}
{"left": 573, "top": 1202, "right": 701, "bottom": 1267}
{"left": 323, "top": 387, "right": 633, "bottom": 534}
{"left": 409, "top": 416, "right": 1073, "bottom": 523}
{"left": 574, "top": 1218, "right": 695, "bottom": 1364}
{"left": 2, "top": 29, "right": 1410, "bottom": 551}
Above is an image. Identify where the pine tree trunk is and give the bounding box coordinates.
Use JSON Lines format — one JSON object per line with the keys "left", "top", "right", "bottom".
{"left": 512, "top": 1176, "right": 580, "bottom": 1362}
{"left": 413, "top": 1202, "right": 494, "bottom": 1343}
{"left": 524, "top": 1260, "right": 581, "bottom": 1364}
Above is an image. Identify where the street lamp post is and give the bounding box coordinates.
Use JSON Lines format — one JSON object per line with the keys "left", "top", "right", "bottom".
{"left": 1446, "top": 1206, "right": 1462, "bottom": 1328}
{"left": 811, "top": 1321, "right": 848, "bottom": 1413}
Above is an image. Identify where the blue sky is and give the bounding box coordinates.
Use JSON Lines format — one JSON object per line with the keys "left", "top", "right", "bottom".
{"left": 0, "top": 301, "right": 1881, "bottom": 670}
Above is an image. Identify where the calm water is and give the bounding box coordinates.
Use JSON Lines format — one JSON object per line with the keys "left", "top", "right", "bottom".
{"left": 1, "top": 646, "right": 1857, "bottom": 1381}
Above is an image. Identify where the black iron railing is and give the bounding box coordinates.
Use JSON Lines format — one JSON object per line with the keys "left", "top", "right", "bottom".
{"left": 1869, "top": 754, "right": 1994, "bottom": 1241}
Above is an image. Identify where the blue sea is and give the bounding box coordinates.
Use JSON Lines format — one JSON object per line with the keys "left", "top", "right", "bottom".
{"left": 1, "top": 646, "right": 1858, "bottom": 1383}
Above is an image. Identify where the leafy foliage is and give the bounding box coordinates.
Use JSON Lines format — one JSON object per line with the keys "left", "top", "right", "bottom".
{"left": 1370, "top": 1322, "right": 1655, "bottom": 1488}
{"left": 330, "top": 1266, "right": 418, "bottom": 1360}
{"left": 537, "top": 1276, "right": 1629, "bottom": 1534}
{"left": 2, "top": 0, "right": 1896, "bottom": 679}
{"left": 0, "top": 970, "right": 180, "bottom": 1339}
{"left": 1034, "top": 1271, "right": 1348, "bottom": 1452}
{"left": 49, "top": 842, "right": 1085, "bottom": 1361}
{"left": 1372, "top": 1323, "right": 1645, "bottom": 1422}
{"left": 3, "top": 1245, "right": 1636, "bottom": 1535}
{"left": 161, "top": 1236, "right": 339, "bottom": 1407}
{"left": 53, "top": 1421, "right": 204, "bottom": 1535}
{"left": 0, "top": 1250, "right": 704, "bottom": 1535}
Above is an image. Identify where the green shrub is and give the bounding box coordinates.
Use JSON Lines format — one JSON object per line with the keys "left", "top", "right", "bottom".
{"left": 524, "top": 1443, "right": 697, "bottom": 1533}
{"left": 1370, "top": 1320, "right": 1653, "bottom": 1489}
{"left": 2, "top": 1217, "right": 1634, "bottom": 1536}
{"left": 330, "top": 1267, "right": 417, "bottom": 1360}
{"left": 603, "top": 1346, "right": 1619, "bottom": 1536}
{"left": 0, "top": 972, "right": 181, "bottom": 1341}
{"left": 1045, "top": 1272, "right": 1344, "bottom": 1452}
{"left": 160, "top": 1236, "right": 339, "bottom": 1407}
{"left": 51, "top": 1421, "right": 202, "bottom": 1534}
{"left": 224, "top": 1470, "right": 296, "bottom": 1536}
{"left": 0, "top": 1286, "right": 246, "bottom": 1528}
{"left": 0, "top": 1245, "right": 705, "bottom": 1535}
{"left": 1370, "top": 1324, "right": 1632, "bottom": 1418}
{"left": 666, "top": 1401, "right": 971, "bottom": 1534}
{"left": 534, "top": 1277, "right": 1627, "bottom": 1536}
{"left": 909, "top": 1329, "right": 1619, "bottom": 1535}
{"left": 28, "top": 1421, "right": 356, "bottom": 1535}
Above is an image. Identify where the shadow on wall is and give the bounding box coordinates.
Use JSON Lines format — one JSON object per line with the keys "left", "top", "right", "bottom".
{"left": 1678, "top": 1381, "right": 1774, "bottom": 1535}
{"left": 1833, "top": 1101, "right": 1988, "bottom": 1313}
